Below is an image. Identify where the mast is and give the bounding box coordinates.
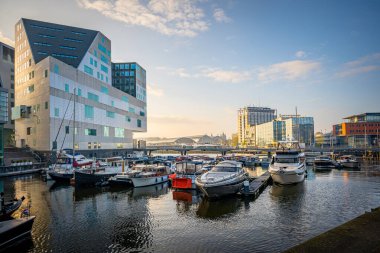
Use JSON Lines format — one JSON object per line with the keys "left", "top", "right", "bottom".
{"left": 72, "top": 88, "right": 76, "bottom": 167}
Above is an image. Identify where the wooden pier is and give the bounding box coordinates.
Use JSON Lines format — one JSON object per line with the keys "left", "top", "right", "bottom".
{"left": 238, "top": 171, "right": 272, "bottom": 198}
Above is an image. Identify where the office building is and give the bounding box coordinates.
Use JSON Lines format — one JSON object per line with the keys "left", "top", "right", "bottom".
{"left": 0, "top": 42, "right": 15, "bottom": 147}
{"left": 255, "top": 120, "right": 285, "bottom": 147}
{"left": 111, "top": 62, "right": 146, "bottom": 102}
{"left": 13, "top": 18, "right": 147, "bottom": 153}
{"left": 333, "top": 113, "right": 380, "bottom": 147}
{"left": 237, "top": 106, "right": 276, "bottom": 147}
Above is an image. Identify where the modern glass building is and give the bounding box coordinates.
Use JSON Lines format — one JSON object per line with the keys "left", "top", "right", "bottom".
{"left": 255, "top": 120, "right": 285, "bottom": 147}
{"left": 237, "top": 106, "right": 276, "bottom": 147}
{"left": 0, "top": 87, "right": 8, "bottom": 165}
{"left": 13, "top": 18, "right": 147, "bottom": 153}
{"left": 0, "top": 42, "right": 15, "bottom": 147}
{"left": 111, "top": 62, "right": 146, "bottom": 102}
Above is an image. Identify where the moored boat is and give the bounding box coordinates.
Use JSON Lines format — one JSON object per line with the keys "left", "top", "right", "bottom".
{"left": 172, "top": 161, "right": 203, "bottom": 190}
{"left": 337, "top": 155, "right": 360, "bottom": 168}
{"left": 313, "top": 155, "right": 337, "bottom": 169}
{"left": 268, "top": 141, "right": 306, "bottom": 185}
{"left": 195, "top": 161, "right": 248, "bottom": 198}
{"left": 0, "top": 216, "right": 35, "bottom": 248}
{"left": 129, "top": 165, "right": 171, "bottom": 188}
{"left": 0, "top": 196, "right": 25, "bottom": 221}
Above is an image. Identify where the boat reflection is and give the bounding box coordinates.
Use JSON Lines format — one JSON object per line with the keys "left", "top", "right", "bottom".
{"left": 130, "top": 182, "right": 169, "bottom": 200}
{"left": 73, "top": 186, "right": 130, "bottom": 202}
{"left": 196, "top": 196, "right": 241, "bottom": 219}
{"left": 49, "top": 181, "right": 72, "bottom": 192}
{"left": 269, "top": 182, "right": 306, "bottom": 199}
{"left": 172, "top": 190, "right": 200, "bottom": 204}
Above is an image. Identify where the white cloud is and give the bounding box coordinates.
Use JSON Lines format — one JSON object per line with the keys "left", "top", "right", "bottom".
{"left": 203, "top": 68, "right": 252, "bottom": 83}
{"left": 213, "top": 8, "right": 231, "bottom": 23}
{"left": 336, "top": 53, "right": 380, "bottom": 78}
{"left": 295, "top": 50, "right": 306, "bottom": 58}
{"left": 147, "top": 84, "right": 164, "bottom": 97}
{"left": 77, "top": 0, "right": 209, "bottom": 37}
{"left": 156, "top": 66, "right": 194, "bottom": 78}
{"left": 258, "top": 60, "right": 321, "bottom": 82}
{"left": 0, "top": 31, "right": 14, "bottom": 47}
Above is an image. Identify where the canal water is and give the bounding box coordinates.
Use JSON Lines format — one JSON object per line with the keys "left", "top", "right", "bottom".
{"left": 2, "top": 163, "right": 380, "bottom": 253}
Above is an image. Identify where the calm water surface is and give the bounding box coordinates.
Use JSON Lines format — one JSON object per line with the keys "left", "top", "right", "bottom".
{"left": 2, "top": 163, "right": 380, "bottom": 253}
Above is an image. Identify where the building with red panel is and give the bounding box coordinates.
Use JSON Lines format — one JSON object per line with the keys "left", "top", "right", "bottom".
{"left": 333, "top": 113, "right": 380, "bottom": 147}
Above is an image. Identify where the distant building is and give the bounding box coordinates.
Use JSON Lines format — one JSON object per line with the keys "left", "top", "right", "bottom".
{"left": 0, "top": 42, "right": 15, "bottom": 146}
{"left": 237, "top": 106, "right": 276, "bottom": 147}
{"left": 255, "top": 115, "right": 314, "bottom": 147}
{"left": 333, "top": 113, "right": 380, "bottom": 147}
{"left": 13, "top": 18, "right": 147, "bottom": 152}
{"left": 231, "top": 133, "right": 238, "bottom": 147}
{"left": 315, "top": 132, "right": 336, "bottom": 147}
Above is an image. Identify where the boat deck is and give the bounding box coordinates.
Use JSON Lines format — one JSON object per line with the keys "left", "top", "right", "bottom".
{"left": 237, "top": 171, "right": 272, "bottom": 198}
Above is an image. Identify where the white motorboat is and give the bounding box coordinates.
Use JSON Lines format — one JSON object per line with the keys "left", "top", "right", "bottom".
{"left": 313, "top": 155, "right": 338, "bottom": 169}
{"left": 195, "top": 161, "right": 248, "bottom": 198}
{"left": 337, "top": 155, "right": 359, "bottom": 168}
{"left": 115, "top": 164, "right": 171, "bottom": 188}
{"left": 269, "top": 141, "right": 306, "bottom": 185}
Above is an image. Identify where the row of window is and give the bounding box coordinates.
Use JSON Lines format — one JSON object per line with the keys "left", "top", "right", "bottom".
{"left": 113, "top": 71, "right": 135, "bottom": 77}
{"left": 113, "top": 63, "right": 136, "bottom": 70}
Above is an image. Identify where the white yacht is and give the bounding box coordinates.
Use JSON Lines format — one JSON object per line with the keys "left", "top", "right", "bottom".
{"left": 269, "top": 141, "right": 306, "bottom": 185}
{"left": 195, "top": 161, "right": 248, "bottom": 198}
{"left": 337, "top": 155, "right": 359, "bottom": 168}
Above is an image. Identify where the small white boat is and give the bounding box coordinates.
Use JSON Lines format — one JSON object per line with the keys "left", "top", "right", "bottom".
{"left": 313, "top": 155, "right": 337, "bottom": 169}
{"left": 268, "top": 141, "right": 306, "bottom": 185}
{"left": 126, "top": 165, "right": 171, "bottom": 188}
{"left": 337, "top": 155, "right": 359, "bottom": 168}
{"left": 195, "top": 161, "right": 248, "bottom": 198}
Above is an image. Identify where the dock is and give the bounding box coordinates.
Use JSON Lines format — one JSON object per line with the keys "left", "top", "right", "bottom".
{"left": 238, "top": 171, "right": 272, "bottom": 198}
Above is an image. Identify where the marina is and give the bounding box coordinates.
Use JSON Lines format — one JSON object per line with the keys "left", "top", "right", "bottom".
{"left": 1, "top": 161, "right": 379, "bottom": 252}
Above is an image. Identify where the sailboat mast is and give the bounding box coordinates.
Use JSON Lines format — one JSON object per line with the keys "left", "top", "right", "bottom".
{"left": 72, "top": 88, "right": 76, "bottom": 167}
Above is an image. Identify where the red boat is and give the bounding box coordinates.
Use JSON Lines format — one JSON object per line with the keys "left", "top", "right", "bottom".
{"left": 172, "top": 161, "right": 203, "bottom": 190}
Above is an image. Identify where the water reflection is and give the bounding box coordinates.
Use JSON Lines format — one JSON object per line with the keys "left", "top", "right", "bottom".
{"left": 196, "top": 196, "right": 242, "bottom": 219}
{"left": 130, "top": 182, "right": 169, "bottom": 199}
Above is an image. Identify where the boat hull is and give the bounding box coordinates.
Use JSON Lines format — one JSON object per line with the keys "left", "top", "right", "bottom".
{"left": 172, "top": 176, "right": 196, "bottom": 190}
{"left": 313, "top": 161, "right": 336, "bottom": 168}
{"left": 0, "top": 198, "right": 24, "bottom": 221}
{"left": 197, "top": 181, "right": 244, "bottom": 198}
{"left": 130, "top": 175, "right": 169, "bottom": 188}
{"left": 0, "top": 216, "right": 35, "bottom": 248}
{"left": 270, "top": 172, "right": 305, "bottom": 185}
{"left": 108, "top": 178, "right": 133, "bottom": 187}
{"left": 48, "top": 171, "right": 73, "bottom": 183}
{"left": 339, "top": 162, "right": 359, "bottom": 168}
{"left": 75, "top": 170, "right": 117, "bottom": 186}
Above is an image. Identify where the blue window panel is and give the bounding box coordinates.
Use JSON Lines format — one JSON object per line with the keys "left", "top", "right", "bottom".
{"left": 106, "top": 111, "right": 115, "bottom": 118}
{"left": 77, "top": 88, "right": 82, "bottom": 97}
{"left": 101, "top": 64, "right": 108, "bottom": 74}
{"left": 98, "top": 43, "right": 107, "bottom": 54}
{"left": 90, "top": 57, "right": 93, "bottom": 65}
{"left": 97, "top": 72, "right": 100, "bottom": 79}
{"left": 120, "top": 64, "right": 124, "bottom": 70}
{"left": 54, "top": 64, "right": 59, "bottom": 74}
{"left": 111, "top": 101, "right": 114, "bottom": 106}
{"left": 101, "top": 37, "right": 105, "bottom": 43}
{"left": 122, "top": 96, "right": 128, "bottom": 102}
{"left": 64, "top": 38, "right": 83, "bottom": 43}
{"left": 87, "top": 92, "right": 99, "bottom": 102}
{"left": 30, "top": 24, "right": 63, "bottom": 32}
{"left": 71, "top": 30, "right": 86, "bottom": 36}
{"left": 129, "top": 71, "right": 134, "bottom": 76}
{"left": 107, "top": 50, "right": 111, "bottom": 57}
{"left": 129, "top": 107, "right": 135, "bottom": 113}
{"left": 100, "top": 54, "right": 108, "bottom": 64}
{"left": 54, "top": 108, "right": 59, "bottom": 117}
{"left": 137, "top": 119, "right": 142, "bottom": 128}
{"left": 85, "top": 105, "right": 94, "bottom": 119}
{"left": 60, "top": 45, "right": 76, "bottom": 50}
{"left": 94, "top": 60, "right": 97, "bottom": 67}
{"left": 131, "top": 64, "right": 136, "bottom": 69}
{"left": 126, "top": 116, "right": 131, "bottom": 122}
{"left": 101, "top": 86, "right": 109, "bottom": 94}
{"left": 140, "top": 111, "right": 145, "bottom": 116}
{"left": 33, "top": 42, "right": 52, "bottom": 47}
{"left": 101, "top": 74, "right": 104, "bottom": 81}
{"left": 65, "top": 83, "right": 69, "bottom": 92}
{"left": 125, "top": 64, "right": 129, "bottom": 69}
{"left": 84, "top": 65, "right": 93, "bottom": 75}
{"left": 106, "top": 76, "right": 108, "bottom": 83}
{"left": 37, "top": 34, "right": 56, "bottom": 39}
{"left": 85, "top": 128, "right": 96, "bottom": 136}
{"left": 52, "top": 53, "right": 78, "bottom": 59}
{"left": 94, "top": 50, "right": 97, "bottom": 57}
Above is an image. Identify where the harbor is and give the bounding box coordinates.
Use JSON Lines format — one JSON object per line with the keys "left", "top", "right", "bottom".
{"left": 1, "top": 159, "right": 380, "bottom": 252}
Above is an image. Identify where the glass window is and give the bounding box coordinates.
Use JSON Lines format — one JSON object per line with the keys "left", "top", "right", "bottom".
{"left": 54, "top": 107, "right": 59, "bottom": 117}
{"left": 54, "top": 64, "right": 59, "bottom": 74}
{"left": 115, "top": 127, "right": 124, "bottom": 138}
{"left": 106, "top": 111, "right": 115, "bottom": 118}
{"left": 137, "top": 119, "right": 142, "bottom": 128}
{"left": 44, "top": 69, "right": 48, "bottom": 78}
{"left": 45, "top": 101, "right": 48, "bottom": 109}
{"left": 65, "top": 83, "right": 69, "bottom": 92}
{"left": 85, "top": 105, "right": 94, "bottom": 119}
{"left": 94, "top": 50, "right": 97, "bottom": 57}
{"left": 126, "top": 116, "right": 131, "bottom": 122}
{"left": 84, "top": 65, "right": 93, "bottom": 75}
{"left": 90, "top": 57, "right": 93, "bottom": 65}
{"left": 98, "top": 43, "right": 107, "bottom": 54}
{"left": 131, "top": 64, "right": 136, "bottom": 69}
{"left": 101, "top": 86, "right": 109, "bottom": 94}
{"left": 87, "top": 92, "right": 99, "bottom": 102}
{"left": 94, "top": 60, "right": 97, "bottom": 67}
{"left": 122, "top": 96, "right": 128, "bottom": 102}
{"left": 85, "top": 129, "right": 97, "bottom": 136}
{"left": 104, "top": 126, "right": 109, "bottom": 137}
{"left": 77, "top": 88, "right": 82, "bottom": 97}
{"left": 100, "top": 54, "right": 108, "bottom": 64}
{"left": 101, "top": 64, "right": 108, "bottom": 74}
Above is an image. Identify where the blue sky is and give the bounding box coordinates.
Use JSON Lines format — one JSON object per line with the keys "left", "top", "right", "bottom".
{"left": 1, "top": 0, "right": 379, "bottom": 138}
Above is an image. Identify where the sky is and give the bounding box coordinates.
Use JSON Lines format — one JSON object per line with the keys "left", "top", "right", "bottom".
{"left": 1, "top": 0, "right": 379, "bottom": 138}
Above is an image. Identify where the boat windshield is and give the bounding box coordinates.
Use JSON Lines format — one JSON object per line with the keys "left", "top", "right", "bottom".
{"left": 275, "top": 158, "right": 299, "bottom": 163}
{"left": 211, "top": 166, "right": 238, "bottom": 172}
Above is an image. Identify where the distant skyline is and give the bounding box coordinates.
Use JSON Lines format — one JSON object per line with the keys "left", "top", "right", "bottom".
{"left": 1, "top": 0, "right": 379, "bottom": 138}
